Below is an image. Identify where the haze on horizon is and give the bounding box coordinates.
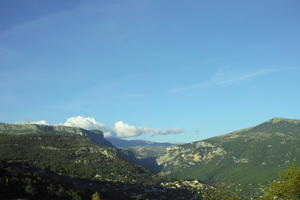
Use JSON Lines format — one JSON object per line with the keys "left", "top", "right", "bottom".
{"left": 0, "top": 0, "right": 300, "bottom": 143}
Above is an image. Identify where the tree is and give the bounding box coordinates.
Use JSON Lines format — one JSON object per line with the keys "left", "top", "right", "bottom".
{"left": 202, "top": 184, "right": 240, "bottom": 200}
{"left": 91, "top": 191, "right": 101, "bottom": 200}
{"left": 260, "top": 163, "right": 300, "bottom": 200}
{"left": 25, "top": 183, "right": 36, "bottom": 196}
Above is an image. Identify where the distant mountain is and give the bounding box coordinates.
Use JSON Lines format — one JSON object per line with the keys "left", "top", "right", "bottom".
{"left": 105, "top": 137, "right": 173, "bottom": 173}
{"left": 0, "top": 123, "right": 113, "bottom": 147}
{"left": 156, "top": 117, "right": 300, "bottom": 198}
{"left": 106, "top": 137, "right": 173, "bottom": 147}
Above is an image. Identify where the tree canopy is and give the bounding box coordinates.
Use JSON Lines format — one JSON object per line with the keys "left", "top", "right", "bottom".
{"left": 260, "top": 163, "right": 300, "bottom": 200}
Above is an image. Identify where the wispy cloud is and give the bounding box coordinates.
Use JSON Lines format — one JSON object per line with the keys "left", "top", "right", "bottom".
{"left": 169, "top": 68, "right": 276, "bottom": 93}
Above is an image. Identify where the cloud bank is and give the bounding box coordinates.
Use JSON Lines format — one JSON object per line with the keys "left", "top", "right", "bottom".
{"left": 63, "top": 116, "right": 183, "bottom": 138}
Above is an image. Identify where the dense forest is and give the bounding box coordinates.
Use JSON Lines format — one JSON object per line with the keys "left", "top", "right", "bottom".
{"left": 1, "top": 161, "right": 300, "bottom": 200}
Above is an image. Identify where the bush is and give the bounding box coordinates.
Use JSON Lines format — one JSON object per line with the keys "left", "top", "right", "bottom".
{"left": 202, "top": 184, "right": 240, "bottom": 200}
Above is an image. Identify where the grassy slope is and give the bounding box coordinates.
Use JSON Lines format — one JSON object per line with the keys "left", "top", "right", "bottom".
{"left": 162, "top": 118, "right": 300, "bottom": 197}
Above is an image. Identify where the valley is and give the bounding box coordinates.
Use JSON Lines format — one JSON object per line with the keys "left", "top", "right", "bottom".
{"left": 1, "top": 117, "right": 300, "bottom": 199}
{"left": 113, "top": 118, "right": 300, "bottom": 198}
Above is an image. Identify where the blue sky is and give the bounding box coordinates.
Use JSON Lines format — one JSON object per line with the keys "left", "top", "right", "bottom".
{"left": 1, "top": 0, "right": 300, "bottom": 143}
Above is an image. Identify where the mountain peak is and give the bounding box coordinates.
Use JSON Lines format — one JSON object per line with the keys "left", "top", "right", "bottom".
{"left": 266, "top": 117, "right": 300, "bottom": 124}
{"left": 267, "top": 117, "right": 290, "bottom": 123}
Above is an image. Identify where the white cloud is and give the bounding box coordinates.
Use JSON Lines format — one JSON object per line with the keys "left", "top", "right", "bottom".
{"left": 31, "top": 120, "right": 48, "bottom": 125}
{"left": 63, "top": 116, "right": 105, "bottom": 130}
{"left": 63, "top": 116, "right": 113, "bottom": 137}
{"left": 16, "top": 116, "right": 184, "bottom": 138}
{"left": 114, "top": 121, "right": 139, "bottom": 137}
{"left": 62, "top": 116, "right": 183, "bottom": 138}
{"left": 113, "top": 121, "right": 183, "bottom": 137}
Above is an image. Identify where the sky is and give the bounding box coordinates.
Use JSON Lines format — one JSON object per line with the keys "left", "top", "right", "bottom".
{"left": 0, "top": 0, "right": 300, "bottom": 143}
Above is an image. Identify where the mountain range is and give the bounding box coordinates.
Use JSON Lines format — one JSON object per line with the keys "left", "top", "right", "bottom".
{"left": 0, "top": 123, "right": 203, "bottom": 200}
{"left": 1, "top": 117, "right": 300, "bottom": 199}
{"left": 106, "top": 137, "right": 173, "bottom": 147}
{"left": 153, "top": 117, "right": 300, "bottom": 197}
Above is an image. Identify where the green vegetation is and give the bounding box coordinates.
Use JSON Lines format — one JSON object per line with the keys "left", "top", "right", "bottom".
{"left": 0, "top": 123, "right": 113, "bottom": 147}
{"left": 91, "top": 192, "right": 101, "bottom": 200}
{"left": 0, "top": 160, "right": 202, "bottom": 200}
{"left": 1, "top": 119, "right": 300, "bottom": 199}
{"left": 121, "top": 146, "right": 168, "bottom": 172}
{"left": 259, "top": 163, "right": 300, "bottom": 200}
{"left": 0, "top": 134, "right": 152, "bottom": 183}
{"left": 0, "top": 162, "right": 85, "bottom": 200}
{"left": 202, "top": 184, "right": 240, "bottom": 200}
{"left": 199, "top": 164, "right": 300, "bottom": 200}
{"left": 0, "top": 123, "right": 203, "bottom": 199}
{"left": 156, "top": 118, "right": 300, "bottom": 198}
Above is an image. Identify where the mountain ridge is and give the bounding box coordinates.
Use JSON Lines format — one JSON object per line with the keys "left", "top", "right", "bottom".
{"left": 1, "top": 117, "right": 300, "bottom": 198}
{"left": 207, "top": 117, "right": 300, "bottom": 143}
{"left": 0, "top": 123, "right": 207, "bottom": 199}
{"left": 106, "top": 137, "right": 173, "bottom": 147}
{"left": 154, "top": 117, "right": 300, "bottom": 198}
{"left": 0, "top": 123, "right": 113, "bottom": 147}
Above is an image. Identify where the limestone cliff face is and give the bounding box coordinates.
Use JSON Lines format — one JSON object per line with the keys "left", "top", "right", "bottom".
{"left": 156, "top": 141, "right": 226, "bottom": 172}
{"left": 0, "top": 123, "right": 113, "bottom": 147}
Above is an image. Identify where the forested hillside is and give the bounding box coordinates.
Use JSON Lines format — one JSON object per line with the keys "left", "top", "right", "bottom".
{"left": 156, "top": 118, "right": 300, "bottom": 197}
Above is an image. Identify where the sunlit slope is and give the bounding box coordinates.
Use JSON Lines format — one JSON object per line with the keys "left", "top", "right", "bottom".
{"left": 0, "top": 123, "right": 152, "bottom": 184}
{"left": 157, "top": 118, "right": 300, "bottom": 195}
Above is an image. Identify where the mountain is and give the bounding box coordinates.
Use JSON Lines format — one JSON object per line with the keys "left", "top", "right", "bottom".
{"left": 0, "top": 123, "right": 204, "bottom": 199}
{"left": 0, "top": 160, "right": 206, "bottom": 200}
{"left": 155, "top": 117, "right": 300, "bottom": 197}
{"left": 3, "top": 118, "right": 299, "bottom": 199}
{"left": 0, "top": 123, "right": 152, "bottom": 183}
{"left": 106, "top": 137, "right": 173, "bottom": 147}
{"left": 106, "top": 137, "right": 174, "bottom": 173}
{"left": 0, "top": 123, "right": 113, "bottom": 147}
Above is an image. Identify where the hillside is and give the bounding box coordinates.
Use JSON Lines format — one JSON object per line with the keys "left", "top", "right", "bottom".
{"left": 0, "top": 135, "right": 152, "bottom": 184}
{"left": 120, "top": 146, "right": 169, "bottom": 173}
{"left": 0, "top": 123, "right": 206, "bottom": 199}
{"left": 0, "top": 123, "right": 158, "bottom": 183}
{"left": 106, "top": 137, "right": 173, "bottom": 172}
{"left": 2, "top": 118, "right": 299, "bottom": 199}
{"left": 0, "top": 160, "right": 206, "bottom": 200}
{"left": 0, "top": 123, "right": 113, "bottom": 147}
{"left": 156, "top": 118, "right": 300, "bottom": 197}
